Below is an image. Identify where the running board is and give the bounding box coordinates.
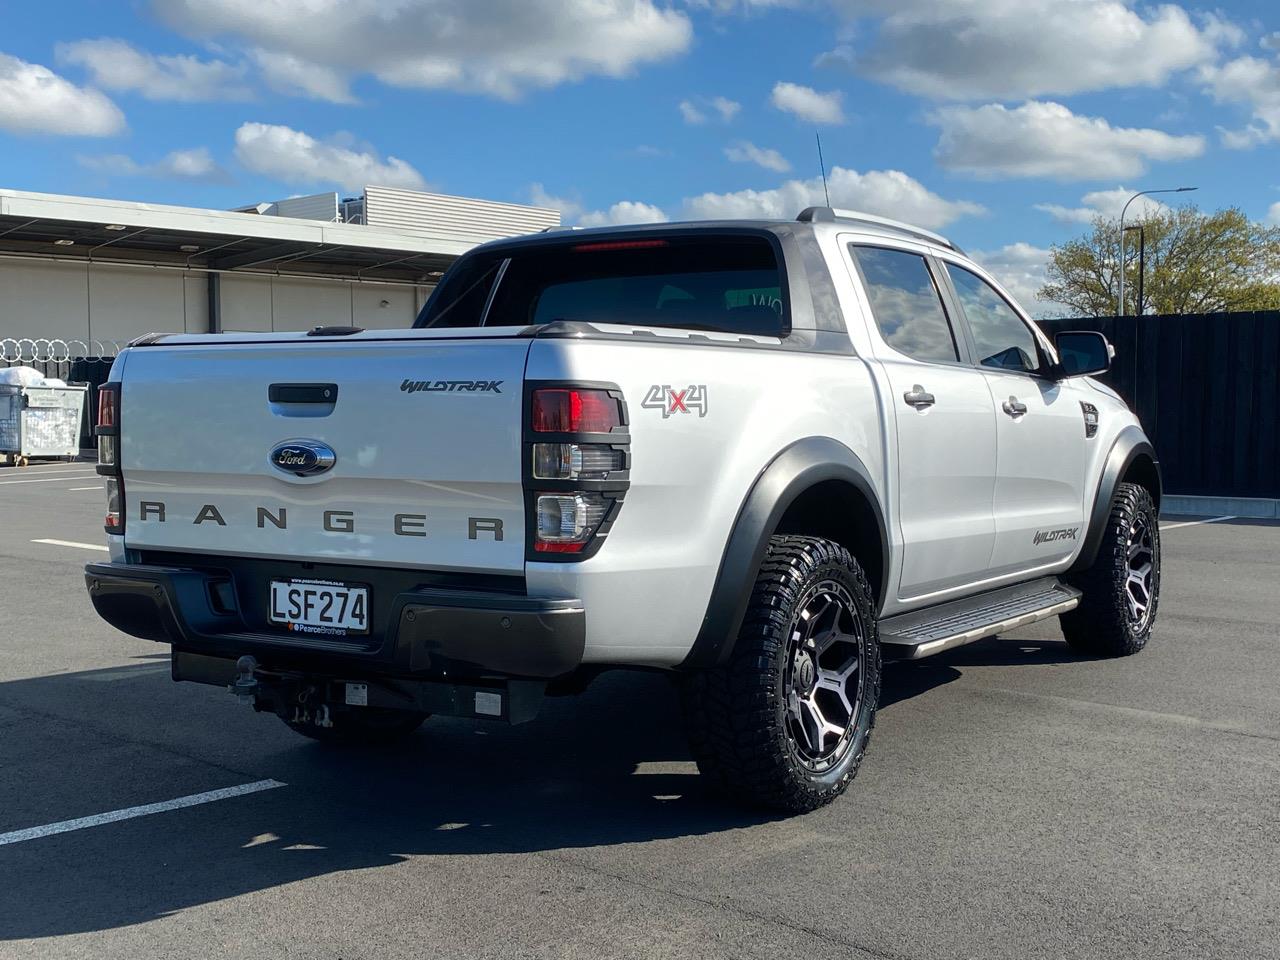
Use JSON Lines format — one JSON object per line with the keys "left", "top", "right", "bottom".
{"left": 879, "top": 576, "right": 1081, "bottom": 660}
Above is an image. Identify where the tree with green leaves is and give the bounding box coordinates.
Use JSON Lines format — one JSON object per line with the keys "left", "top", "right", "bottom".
{"left": 1037, "top": 206, "right": 1280, "bottom": 317}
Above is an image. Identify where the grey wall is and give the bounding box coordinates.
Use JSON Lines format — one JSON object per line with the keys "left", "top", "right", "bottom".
{"left": 0, "top": 259, "right": 431, "bottom": 347}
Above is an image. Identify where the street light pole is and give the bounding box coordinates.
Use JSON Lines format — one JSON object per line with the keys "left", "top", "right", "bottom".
{"left": 1125, "top": 225, "right": 1145, "bottom": 315}
{"left": 1118, "top": 186, "right": 1197, "bottom": 316}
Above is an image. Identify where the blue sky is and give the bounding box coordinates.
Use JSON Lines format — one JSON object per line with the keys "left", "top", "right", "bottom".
{"left": 1, "top": 0, "right": 1278, "bottom": 311}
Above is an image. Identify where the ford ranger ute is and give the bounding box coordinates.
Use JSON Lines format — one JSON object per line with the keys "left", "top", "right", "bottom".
{"left": 84, "top": 208, "right": 1162, "bottom": 814}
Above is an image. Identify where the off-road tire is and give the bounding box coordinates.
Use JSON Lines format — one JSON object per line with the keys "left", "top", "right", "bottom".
{"left": 1061, "top": 482, "right": 1160, "bottom": 657}
{"left": 681, "top": 536, "right": 881, "bottom": 814}
{"left": 283, "top": 708, "right": 428, "bottom": 745}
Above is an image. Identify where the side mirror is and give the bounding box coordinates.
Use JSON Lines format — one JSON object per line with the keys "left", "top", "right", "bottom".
{"left": 1053, "top": 330, "right": 1112, "bottom": 378}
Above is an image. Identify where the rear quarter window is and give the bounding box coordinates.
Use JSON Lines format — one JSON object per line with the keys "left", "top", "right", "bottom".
{"left": 417, "top": 235, "right": 788, "bottom": 338}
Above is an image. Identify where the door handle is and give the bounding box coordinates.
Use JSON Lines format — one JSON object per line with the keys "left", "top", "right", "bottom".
{"left": 903, "top": 385, "right": 935, "bottom": 409}
{"left": 1002, "top": 396, "right": 1028, "bottom": 417}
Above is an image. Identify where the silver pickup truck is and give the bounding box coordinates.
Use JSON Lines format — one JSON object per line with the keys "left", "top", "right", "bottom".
{"left": 85, "top": 208, "right": 1161, "bottom": 813}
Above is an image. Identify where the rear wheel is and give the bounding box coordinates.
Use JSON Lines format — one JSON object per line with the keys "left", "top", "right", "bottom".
{"left": 282, "top": 707, "right": 428, "bottom": 745}
{"left": 681, "top": 535, "right": 881, "bottom": 814}
{"left": 1061, "top": 482, "right": 1160, "bottom": 657}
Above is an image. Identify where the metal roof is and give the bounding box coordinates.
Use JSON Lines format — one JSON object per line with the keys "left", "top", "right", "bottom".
{"left": 0, "top": 188, "right": 556, "bottom": 285}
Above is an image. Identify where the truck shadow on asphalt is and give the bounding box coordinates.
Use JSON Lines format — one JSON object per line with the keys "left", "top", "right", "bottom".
{"left": 0, "top": 634, "right": 1071, "bottom": 940}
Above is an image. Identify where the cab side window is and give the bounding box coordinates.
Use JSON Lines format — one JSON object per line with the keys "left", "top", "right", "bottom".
{"left": 851, "top": 246, "right": 959, "bottom": 364}
{"left": 945, "top": 265, "right": 1041, "bottom": 374}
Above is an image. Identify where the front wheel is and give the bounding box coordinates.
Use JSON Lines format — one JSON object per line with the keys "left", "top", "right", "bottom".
{"left": 681, "top": 536, "right": 881, "bottom": 814}
{"left": 1061, "top": 482, "right": 1161, "bottom": 657}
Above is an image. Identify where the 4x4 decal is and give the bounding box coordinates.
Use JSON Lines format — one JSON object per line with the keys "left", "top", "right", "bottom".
{"left": 642, "top": 384, "right": 708, "bottom": 418}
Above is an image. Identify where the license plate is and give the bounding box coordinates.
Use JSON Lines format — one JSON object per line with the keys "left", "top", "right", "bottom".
{"left": 269, "top": 579, "right": 369, "bottom": 636}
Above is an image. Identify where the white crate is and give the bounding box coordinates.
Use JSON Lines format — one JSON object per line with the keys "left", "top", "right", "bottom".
{"left": 0, "top": 384, "right": 89, "bottom": 458}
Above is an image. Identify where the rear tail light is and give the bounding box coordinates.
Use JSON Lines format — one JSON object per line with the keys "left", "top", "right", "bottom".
{"left": 534, "top": 493, "right": 611, "bottom": 551}
{"left": 95, "top": 382, "right": 123, "bottom": 534}
{"left": 525, "top": 384, "right": 629, "bottom": 559}
{"left": 103, "top": 477, "right": 123, "bottom": 533}
{"left": 531, "top": 388, "right": 621, "bottom": 434}
{"left": 532, "top": 443, "right": 625, "bottom": 481}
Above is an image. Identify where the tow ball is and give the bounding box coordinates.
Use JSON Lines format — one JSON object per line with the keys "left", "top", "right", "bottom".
{"left": 231, "top": 655, "right": 260, "bottom": 704}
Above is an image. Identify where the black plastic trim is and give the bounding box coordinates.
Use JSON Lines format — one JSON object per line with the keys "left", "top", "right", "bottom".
{"left": 268, "top": 383, "right": 338, "bottom": 404}
{"left": 679, "top": 437, "right": 889, "bottom": 670}
{"left": 1070, "top": 425, "right": 1161, "bottom": 573}
{"left": 85, "top": 561, "right": 585, "bottom": 681}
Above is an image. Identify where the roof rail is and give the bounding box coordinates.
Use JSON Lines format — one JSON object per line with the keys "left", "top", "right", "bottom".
{"left": 796, "top": 207, "right": 960, "bottom": 252}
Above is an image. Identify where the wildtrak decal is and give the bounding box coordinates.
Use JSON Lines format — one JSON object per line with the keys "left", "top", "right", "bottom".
{"left": 1032, "top": 526, "right": 1080, "bottom": 545}
{"left": 401, "top": 379, "right": 504, "bottom": 394}
{"left": 641, "top": 384, "right": 708, "bottom": 419}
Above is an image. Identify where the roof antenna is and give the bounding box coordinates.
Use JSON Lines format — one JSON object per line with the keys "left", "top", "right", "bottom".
{"left": 816, "top": 132, "right": 831, "bottom": 208}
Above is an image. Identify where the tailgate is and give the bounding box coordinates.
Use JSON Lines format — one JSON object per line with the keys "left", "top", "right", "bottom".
{"left": 119, "top": 336, "right": 529, "bottom": 573}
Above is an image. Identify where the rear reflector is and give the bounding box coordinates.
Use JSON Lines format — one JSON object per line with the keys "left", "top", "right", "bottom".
{"left": 531, "top": 388, "right": 621, "bottom": 434}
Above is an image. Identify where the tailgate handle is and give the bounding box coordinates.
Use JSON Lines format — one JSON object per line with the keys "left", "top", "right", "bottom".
{"left": 268, "top": 383, "right": 338, "bottom": 404}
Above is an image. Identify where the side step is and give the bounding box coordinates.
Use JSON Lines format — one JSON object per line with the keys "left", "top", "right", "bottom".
{"left": 879, "top": 576, "right": 1081, "bottom": 660}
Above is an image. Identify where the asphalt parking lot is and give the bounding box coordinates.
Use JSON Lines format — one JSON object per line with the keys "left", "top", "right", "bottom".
{"left": 1, "top": 460, "right": 1277, "bottom": 960}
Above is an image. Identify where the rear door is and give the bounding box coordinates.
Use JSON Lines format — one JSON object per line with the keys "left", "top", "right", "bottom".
{"left": 939, "top": 261, "right": 1089, "bottom": 575}
{"left": 120, "top": 333, "right": 530, "bottom": 573}
{"left": 845, "top": 243, "right": 998, "bottom": 601}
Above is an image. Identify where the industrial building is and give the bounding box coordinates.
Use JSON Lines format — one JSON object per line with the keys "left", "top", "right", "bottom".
{"left": 0, "top": 185, "right": 559, "bottom": 352}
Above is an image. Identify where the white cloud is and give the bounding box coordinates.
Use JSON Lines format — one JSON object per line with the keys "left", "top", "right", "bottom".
{"left": 770, "top": 81, "right": 845, "bottom": 124}
{"left": 250, "top": 49, "right": 357, "bottom": 104}
{"left": 0, "top": 53, "right": 124, "bottom": 136}
{"left": 1266, "top": 202, "right": 1280, "bottom": 227}
{"left": 1035, "top": 186, "right": 1173, "bottom": 225}
{"left": 1200, "top": 50, "right": 1280, "bottom": 147}
{"left": 969, "top": 242, "right": 1061, "bottom": 318}
{"left": 578, "top": 201, "right": 669, "bottom": 227}
{"left": 679, "top": 99, "right": 706, "bottom": 124}
{"left": 156, "top": 0, "right": 692, "bottom": 100}
{"left": 58, "top": 38, "right": 250, "bottom": 102}
{"left": 683, "top": 165, "right": 983, "bottom": 229}
{"left": 530, "top": 183, "right": 584, "bottom": 221}
{"left": 724, "top": 141, "right": 791, "bottom": 173}
{"left": 234, "top": 122, "right": 425, "bottom": 191}
{"left": 823, "top": 0, "right": 1233, "bottom": 100}
{"left": 530, "top": 184, "right": 666, "bottom": 228}
{"left": 709, "top": 95, "right": 741, "bottom": 121}
{"left": 79, "top": 147, "right": 227, "bottom": 182}
{"left": 932, "top": 101, "right": 1204, "bottom": 181}
{"left": 680, "top": 94, "right": 739, "bottom": 124}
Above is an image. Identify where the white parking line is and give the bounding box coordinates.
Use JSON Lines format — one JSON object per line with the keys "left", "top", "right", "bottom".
{"left": 1160, "top": 515, "right": 1236, "bottom": 531}
{"left": 31, "top": 538, "right": 109, "bottom": 552}
{"left": 0, "top": 780, "right": 286, "bottom": 847}
{"left": 0, "top": 474, "right": 98, "bottom": 485}
{"left": 66, "top": 486, "right": 100, "bottom": 491}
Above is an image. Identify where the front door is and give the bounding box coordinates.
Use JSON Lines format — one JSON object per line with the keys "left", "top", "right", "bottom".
{"left": 941, "top": 262, "right": 1089, "bottom": 576}
{"left": 846, "top": 244, "right": 998, "bottom": 602}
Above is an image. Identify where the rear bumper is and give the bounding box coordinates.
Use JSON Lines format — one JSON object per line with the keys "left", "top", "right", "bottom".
{"left": 84, "top": 561, "right": 585, "bottom": 681}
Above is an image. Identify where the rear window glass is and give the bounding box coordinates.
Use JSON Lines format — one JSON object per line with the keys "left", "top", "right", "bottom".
{"left": 416, "top": 235, "right": 787, "bottom": 337}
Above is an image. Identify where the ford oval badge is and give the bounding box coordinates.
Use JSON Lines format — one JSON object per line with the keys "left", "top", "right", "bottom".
{"left": 270, "top": 440, "right": 336, "bottom": 477}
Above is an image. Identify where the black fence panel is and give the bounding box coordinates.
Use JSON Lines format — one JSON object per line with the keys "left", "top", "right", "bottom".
{"left": 1039, "top": 312, "right": 1280, "bottom": 499}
